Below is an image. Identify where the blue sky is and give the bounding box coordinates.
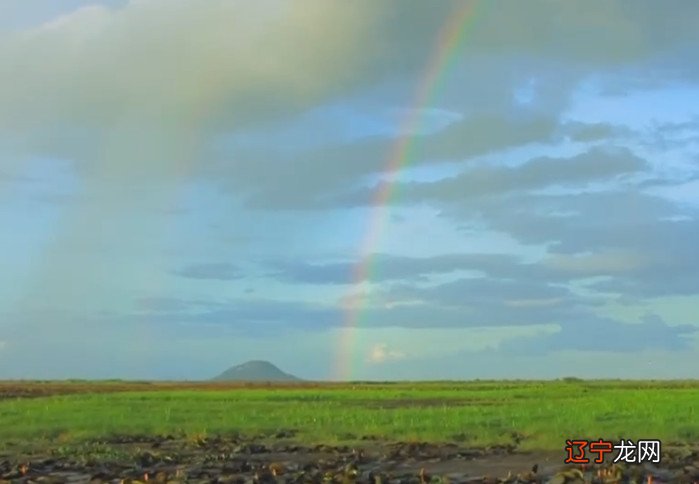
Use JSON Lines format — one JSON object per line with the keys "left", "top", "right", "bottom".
{"left": 1, "top": 0, "right": 698, "bottom": 380}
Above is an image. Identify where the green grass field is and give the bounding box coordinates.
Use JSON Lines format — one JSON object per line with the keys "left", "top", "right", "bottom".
{"left": 1, "top": 380, "right": 698, "bottom": 452}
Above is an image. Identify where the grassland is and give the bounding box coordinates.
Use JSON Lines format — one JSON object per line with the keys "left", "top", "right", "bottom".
{"left": 1, "top": 380, "right": 698, "bottom": 452}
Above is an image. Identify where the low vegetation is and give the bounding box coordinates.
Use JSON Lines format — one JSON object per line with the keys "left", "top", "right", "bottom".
{"left": 1, "top": 380, "right": 697, "bottom": 451}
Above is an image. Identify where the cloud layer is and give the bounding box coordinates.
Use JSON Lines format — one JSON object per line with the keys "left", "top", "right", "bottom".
{"left": 0, "top": 0, "right": 698, "bottom": 379}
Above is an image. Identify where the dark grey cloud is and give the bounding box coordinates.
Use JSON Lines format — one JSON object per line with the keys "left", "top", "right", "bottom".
{"left": 359, "top": 302, "right": 567, "bottom": 329}
{"left": 134, "top": 296, "right": 225, "bottom": 312}
{"left": 584, "top": 218, "right": 699, "bottom": 297}
{"left": 4, "top": 0, "right": 699, "bottom": 182}
{"left": 0, "top": 169, "right": 38, "bottom": 184}
{"left": 230, "top": 114, "right": 559, "bottom": 210}
{"left": 557, "top": 122, "right": 634, "bottom": 143}
{"left": 463, "top": 191, "right": 677, "bottom": 249}
{"left": 365, "top": 276, "right": 607, "bottom": 330}
{"left": 638, "top": 172, "right": 699, "bottom": 191}
{"left": 137, "top": 271, "right": 582, "bottom": 331}
{"left": 122, "top": 289, "right": 698, "bottom": 355}
{"left": 314, "top": 145, "right": 648, "bottom": 209}
{"left": 135, "top": 296, "right": 193, "bottom": 312}
{"left": 267, "top": 172, "right": 699, "bottom": 302}
{"left": 500, "top": 313, "right": 697, "bottom": 354}
{"left": 268, "top": 253, "right": 519, "bottom": 285}
{"left": 269, "top": 249, "right": 658, "bottom": 288}
{"left": 643, "top": 118, "right": 699, "bottom": 151}
{"left": 269, "top": 260, "right": 353, "bottom": 285}
{"left": 392, "top": 146, "right": 647, "bottom": 204}
{"left": 464, "top": 1, "right": 699, "bottom": 66}
{"left": 146, "top": 298, "right": 341, "bottom": 334}
{"left": 174, "top": 263, "right": 243, "bottom": 281}
{"left": 406, "top": 115, "right": 559, "bottom": 165}
{"left": 387, "top": 276, "right": 572, "bottom": 308}
{"left": 433, "top": 187, "right": 699, "bottom": 300}
{"left": 129, "top": 276, "right": 579, "bottom": 332}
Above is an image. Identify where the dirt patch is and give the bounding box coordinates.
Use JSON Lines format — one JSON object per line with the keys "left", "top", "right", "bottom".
{"left": 1, "top": 435, "right": 697, "bottom": 483}
{"left": 0, "top": 381, "right": 353, "bottom": 400}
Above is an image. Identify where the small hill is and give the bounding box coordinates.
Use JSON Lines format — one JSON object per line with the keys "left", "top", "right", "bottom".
{"left": 212, "top": 360, "right": 301, "bottom": 382}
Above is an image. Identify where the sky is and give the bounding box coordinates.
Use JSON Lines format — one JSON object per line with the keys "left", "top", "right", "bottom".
{"left": 1, "top": 0, "right": 698, "bottom": 380}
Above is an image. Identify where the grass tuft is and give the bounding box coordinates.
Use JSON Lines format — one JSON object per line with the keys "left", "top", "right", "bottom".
{"left": 0, "top": 380, "right": 697, "bottom": 451}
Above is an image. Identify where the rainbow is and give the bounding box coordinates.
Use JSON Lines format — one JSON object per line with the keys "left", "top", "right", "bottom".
{"left": 334, "top": 1, "right": 482, "bottom": 381}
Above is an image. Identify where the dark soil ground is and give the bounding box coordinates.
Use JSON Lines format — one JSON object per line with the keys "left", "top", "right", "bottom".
{"left": 1, "top": 435, "right": 698, "bottom": 483}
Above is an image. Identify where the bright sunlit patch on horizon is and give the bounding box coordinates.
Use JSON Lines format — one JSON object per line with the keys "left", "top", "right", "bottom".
{"left": 366, "top": 343, "right": 406, "bottom": 364}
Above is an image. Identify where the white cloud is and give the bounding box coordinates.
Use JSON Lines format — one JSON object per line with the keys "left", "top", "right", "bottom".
{"left": 0, "top": 0, "right": 395, "bottom": 157}
{"left": 367, "top": 343, "right": 406, "bottom": 364}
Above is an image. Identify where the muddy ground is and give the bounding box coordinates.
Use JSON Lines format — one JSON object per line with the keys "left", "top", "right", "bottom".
{"left": 1, "top": 435, "right": 698, "bottom": 483}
